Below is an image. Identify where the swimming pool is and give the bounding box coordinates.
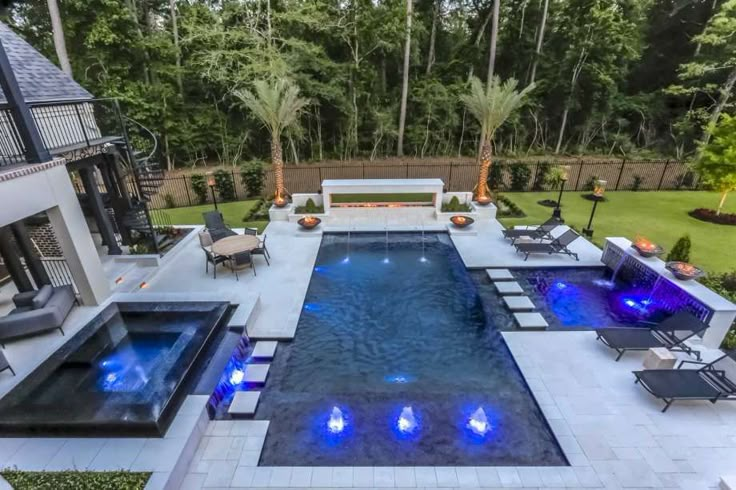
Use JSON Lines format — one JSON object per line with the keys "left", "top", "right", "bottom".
{"left": 0, "top": 301, "right": 229, "bottom": 437}
{"left": 256, "top": 233, "right": 566, "bottom": 466}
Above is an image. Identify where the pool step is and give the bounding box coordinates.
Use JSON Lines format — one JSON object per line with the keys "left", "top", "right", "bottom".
{"left": 486, "top": 269, "right": 514, "bottom": 281}
{"left": 243, "top": 364, "right": 270, "bottom": 384}
{"left": 494, "top": 281, "right": 524, "bottom": 295}
{"left": 251, "top": 341, "right": 278, "bottom": 360}
{"left": 503, "top": 296, "right": 536, "bottom": 311}
{"left": 514, "top": 312, "right": 549, "bottom": 330}
{"left": 229, "top": 391, "right": 261, "bottom": 418}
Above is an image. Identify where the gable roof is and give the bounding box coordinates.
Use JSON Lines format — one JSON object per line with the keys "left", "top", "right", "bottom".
{"left": 0, "top": 21, "right": 93, "bottom": 105}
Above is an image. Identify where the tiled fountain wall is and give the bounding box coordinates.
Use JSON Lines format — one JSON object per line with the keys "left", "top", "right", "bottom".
{"left": 601, "top": 242, "right": 712, "bottom": 323}
{"left": 603, "top": 237, "right": 736, "bottom": 348}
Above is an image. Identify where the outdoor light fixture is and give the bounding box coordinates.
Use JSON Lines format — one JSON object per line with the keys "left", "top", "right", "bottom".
{"left": 328, "top": 406, "right": 346, "bottom": 434}
{"left": 139, "top": 281, "right": 148, "bottom": 289}
{"left": 466, "top": 407, "right": 491, "bottom": 437}
{"left": 583, "top": 179, "right": 606, "bottom": 238}
{"left": 552, "top": 165, "right": 570, "bottom": 221}
{"left": 206, "top": 171, "right": 218, "bottom": 211}
{"left": 229, "top": 368, "right": 245, "bottom": 386}
{"left": 115, "top": 276, "right": 124, "bottom": 285}
{"left": 396, "top": 406, "right": 418, "bottom": 434}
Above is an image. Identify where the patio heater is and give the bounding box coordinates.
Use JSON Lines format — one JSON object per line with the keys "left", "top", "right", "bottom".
{"left": 552, "top": 165, "right": 570, "bottom": 222}
{"left": 206, "top": 172, "right": 218, "bottom": 211}
{"left": 583, "top": 179, "right": 606, "bottom": 238}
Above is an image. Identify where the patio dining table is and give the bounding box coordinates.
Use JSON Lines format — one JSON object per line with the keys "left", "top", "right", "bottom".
{"left": 211, "top": 235, "right": 260, "bottom": 259}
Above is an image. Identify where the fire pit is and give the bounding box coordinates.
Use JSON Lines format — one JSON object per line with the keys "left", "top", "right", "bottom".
{"left": 475, "top": 195, "right": 492, "bottom": 206}
{"left": 274, "top": 196, "right": 289, "bottom": 208}
{"left": 666, "top": 261, "right": 706, "bottom": 281}
{"left": 450, "top": 215, "right": 475, "bottom": 228}
{"left": 298, "top": 216, "right": 321, "bottom": 230}
{"left": 631, "top": 237, "right": 664, "bottom": 258}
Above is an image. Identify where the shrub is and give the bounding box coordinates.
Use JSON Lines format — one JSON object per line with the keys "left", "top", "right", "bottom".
{"left": 676, "top": 170, "right": 696, "bottom": 189}
{"left": 631, "top": 174, "right": 643, "bottom": 191}
{"left": 214, "top": 169, "right": 236, "bottom": 201}
{"left": 240, "top": 160, "right": 266, "bottom": 197}
{"left": 190, "top": 174, "right": 208, "bottom": 204}
{"left": 532, "top": 162, "right": 550, "bottom": 191}
{"left": 487, "top": 163, "right": 505, "bottom": 190}
{"left": 496, "top": 195, "right": 525, "bottom": 217}
{"left": 295, "top": 198, "right": 325, "bottom": 214}
{"left": 666, "top": 234, "right": 691, "bottom": 263}
{"left": 1, "top": 470, "right": 150, "bottom": 490}
{"left": 163, "top": 193, "right": 175, "bottom": 209}
{"left": 723, "top": 329, "right": 736, "bottom": 350}
{"left": 441, "top": 195, "right": 472, "bottom": 212}
{"left": 243, "top": 198, "right": 271, "bottom": 222}
{"left": 509, "top": 164, "right": 532, "bottom": 191}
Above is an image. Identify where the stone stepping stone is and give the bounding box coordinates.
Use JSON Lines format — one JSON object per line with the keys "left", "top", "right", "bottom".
{"left": 514, "top": 312, "right": 549, "bottom": 330}
{"left": 495, "top": 281, "right": 524, "bottom": 295}
{"left": 503, "top": 296, "right": 536, "bottom": 311}
{"left": 251, "top": 341, "right": 278, "bottom": 360}
{"left": 486, "top": 269, "right": 514, "bottom": 281}
{"left": 243, "top": 364, "right": 270, "bottom": 384}
{"left": 228, "top": 391, "right": 261, "bottom": 417}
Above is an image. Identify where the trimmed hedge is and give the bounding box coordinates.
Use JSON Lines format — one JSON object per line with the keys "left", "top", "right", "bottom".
{"left": 689, "top": 208, "right": 736, "bottom": 226}
{"left": 1, "top": 470, "right": 150, "bottom": 490}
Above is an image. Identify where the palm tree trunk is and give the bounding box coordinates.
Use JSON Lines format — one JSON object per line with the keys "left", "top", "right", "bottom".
{"left": 397, "top": 0, "right": 413, "bottom": 156}
{"left": 272, "top": 138, "right": 286, "bottom": 201}
{"left": 47, "top": 0, "right": 72, "bottom": 76}
{"left": 475, "top": 139, "right": 492, "bottom": 201}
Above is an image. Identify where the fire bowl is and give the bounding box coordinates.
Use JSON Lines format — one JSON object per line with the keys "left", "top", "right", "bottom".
{"left": 666, "top": 261, "right": 706, "bottom": 281}
{"left": 298, "top": 216, "right": 322, "bottom": 230}
{"left": 274, "top": 197, "right": 289, "bottom": 208}
{"left": 631, "top": 240, "right": 664, "bottom": 258}
{"left": 450, "top": 215, "right": 475, "bottom": 228}
{"left": 475, "top": 196, "right": 493, "bottom": 206}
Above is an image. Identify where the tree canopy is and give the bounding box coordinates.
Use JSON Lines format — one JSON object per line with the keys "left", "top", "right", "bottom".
{"left": 4, "top": 0, "right": 735, "bottom": 167}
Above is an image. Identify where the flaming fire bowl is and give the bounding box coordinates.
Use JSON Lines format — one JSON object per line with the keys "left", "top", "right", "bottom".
{"left": 450, "top": 216, "right": 475, "bottom": 228}
{"left": 666, "top": 261, "right": 706, "bottom": 281}
{"left": 298, "top": 216, "right": 322, "bottom": 230}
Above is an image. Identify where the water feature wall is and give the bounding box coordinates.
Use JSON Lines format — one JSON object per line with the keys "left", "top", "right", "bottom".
{"left": 603, "top": 237, "right": 736, "bottom": 348}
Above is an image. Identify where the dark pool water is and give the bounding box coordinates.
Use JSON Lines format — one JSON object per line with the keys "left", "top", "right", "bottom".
{"left": 0, "top": 301, "right": 229, "bottom": 436}
{"left": 513, "top": 268, "right": 671, "bottom": 329}
{"left": 257, "top": 233, "right": 566, "bottom": 466}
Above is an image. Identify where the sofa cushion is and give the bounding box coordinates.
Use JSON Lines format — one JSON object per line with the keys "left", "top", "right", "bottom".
{"left": 12, "top": 291, "right": 37, "bottom": 308}
{"left": 31, "top": 285, "right": 54, "bottom": 309}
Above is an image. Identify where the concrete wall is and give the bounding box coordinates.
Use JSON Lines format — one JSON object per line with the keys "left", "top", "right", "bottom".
{"left": 0, "top": 159, "right": 110, "bottom": 305}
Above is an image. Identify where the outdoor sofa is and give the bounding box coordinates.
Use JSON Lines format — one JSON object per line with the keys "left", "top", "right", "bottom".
{"left": 513, "top": 229, "right": 580, "bottom": 261}
{"left": 633, "top": 354, "right": 736, "bottom": 412}
{"left": 0, "top": 284, "right": 76, "bottom": 345}
{"left": 595, "top": 311, "right": 708, "bottom": 361}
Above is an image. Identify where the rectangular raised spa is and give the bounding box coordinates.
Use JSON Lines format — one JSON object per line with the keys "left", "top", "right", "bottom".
{"left": 0, "top": 301, "right": 229, "bottom": 437}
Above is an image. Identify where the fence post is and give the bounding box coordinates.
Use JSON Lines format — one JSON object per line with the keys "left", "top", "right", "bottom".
{"left": 183, "top": 175, "right": 192, "bottom": 206}
{"left": 318, "top": 166, "right": 323, "bottom": 188}
{"left": 362, "top": 162, "right": 365, "bottom": 179}
{"left": 657, "top": 159, "right": 670, "bottom": 190}
{"left": 614, "top": 158, "right": 626, "bottom": 190}
{"left": 574, "top": 163, "right": 584, "bottom": 191}
{"left": 406, "top": 161, "right": 409, "bottom": 178}
{"left": 448, "top": 162, "right": 454, "bottom": 191}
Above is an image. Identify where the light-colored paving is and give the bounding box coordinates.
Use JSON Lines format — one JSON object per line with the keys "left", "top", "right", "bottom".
{"left": 251, "top": 341, "right": 278, "bottom": 360}
{"left": 452, "top": 221, "right": 603, "bottom": 269}
{"left": 495, "top": 281, "right": 524, "bottom": 295}
{"left": 486, "top": 268, "right": 515, "bottom": 281}
{"left": 514, "top": 312, "right": 549, "bottom": 329}
{"left": 243, "top": 364, "right": 270, "bottom": 384}
{"left": 503, "top": 295, "right": 536, "bottom": 311}
{"left": 229, "top": 392, "right": 261, "bottom": 417}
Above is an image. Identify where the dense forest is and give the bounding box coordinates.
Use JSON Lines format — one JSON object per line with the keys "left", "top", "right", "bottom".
{"left": 3, "top": 0, "right": 735, "bottom": 169}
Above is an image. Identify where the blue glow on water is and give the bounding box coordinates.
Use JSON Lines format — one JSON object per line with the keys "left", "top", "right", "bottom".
{"left": 384, "top": 374, "right": 415, "bottom": 384}
{"left": 382, "top": 257, "right": 390, "bottom": 264}
{"left": 341, "top": 257, "right": 351, "bottom": 264}
{"left": 314, "top": 266, "right": 327, "bottom": 273}
{"left": 229, "top": 368, "right": 245, "bottom": 386}
{"left": 392, "top": 406, "right": 421, "bottom": 439}
{"left": 303, "top": 303, "right": 322, "bottom": 312}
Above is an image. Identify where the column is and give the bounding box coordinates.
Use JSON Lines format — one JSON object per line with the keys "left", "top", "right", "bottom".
{"left": 0, "top": 226, "right": 33, "bottom": 292}
{"left": 10, "top": 221, "right": 50, "bottom": 287}
{"left": 78, "top": 166, "right": 122, "bottom": 255}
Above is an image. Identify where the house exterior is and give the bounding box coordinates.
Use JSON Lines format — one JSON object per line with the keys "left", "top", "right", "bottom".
{"left": 0, "top": 21, "right": 163, "bottom": 305}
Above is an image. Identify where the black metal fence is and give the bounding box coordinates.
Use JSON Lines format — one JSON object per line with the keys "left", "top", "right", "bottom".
{"left": 148, "top": 159, "right": 696, "bottom": 210}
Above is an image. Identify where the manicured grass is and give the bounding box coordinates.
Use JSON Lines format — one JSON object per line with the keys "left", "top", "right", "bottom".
{"left": 499, "top": 191, "right": 736, "bottom": 274}
{"left": 1, "top": 470, "right": 150, "bottom": 490}
{"left": 331, "top": 193, "right": 433, "bottom": 203}
{"left": 153, "top": 201, "right": 269, "bottom": 233}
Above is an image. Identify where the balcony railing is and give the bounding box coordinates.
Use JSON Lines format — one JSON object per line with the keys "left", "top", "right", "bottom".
{"left": 0, "top": 98, "right": 127, "bottom": 167}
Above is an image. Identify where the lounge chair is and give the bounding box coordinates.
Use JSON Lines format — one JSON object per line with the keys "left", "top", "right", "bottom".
{"left": 203, "top": 211, "right": 238, "bottom": 242}
{"left": 0, "top": 285, "right": 76, "bottom": 346}
{"left": 502, "top": 218, "right": 560, "bottom": 244}
{"left": 513, "top": 229, "right": 580, "bottom": 261}
{"left": 633, "top": 354, "right": 736, "bottom": 412}
{"left": 595, "top": 311, "right": 708, "bottom": 361}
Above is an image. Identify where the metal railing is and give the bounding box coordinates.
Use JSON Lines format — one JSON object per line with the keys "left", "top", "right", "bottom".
{"left": 0, "top": 98, "right": 126, "bottom": 167}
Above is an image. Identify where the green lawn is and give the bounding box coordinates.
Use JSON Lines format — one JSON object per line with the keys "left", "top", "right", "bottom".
{"left": 499, "top": 191, "right": 736, "bottom": 274}
{"left": 154, "top": 200, "right": 269, "bottom": 233}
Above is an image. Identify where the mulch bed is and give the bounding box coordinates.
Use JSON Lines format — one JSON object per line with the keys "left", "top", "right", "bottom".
{"left": 688, "top": 208, "right": 736, "bottom": 226}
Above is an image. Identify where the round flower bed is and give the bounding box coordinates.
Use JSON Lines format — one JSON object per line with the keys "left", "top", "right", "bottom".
{"left": 688, "top": 208, "right": 736, "bottom": 226}
{"left": 582, "top": 193, "right": 607, "bottom": 202}
{"left": 537, "top": 199, "right": 558, "bottom": 208}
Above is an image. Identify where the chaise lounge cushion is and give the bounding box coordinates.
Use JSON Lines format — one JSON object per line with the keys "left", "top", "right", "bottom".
{"left": 31, "top": 285, "right": 54, "bottom": 309}
{"left": 0, "top": 285, "right": 75, "bottom": 343}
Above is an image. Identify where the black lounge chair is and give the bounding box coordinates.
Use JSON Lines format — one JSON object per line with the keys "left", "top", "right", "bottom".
{"left": 502, "top": 218, "right": 559, "bottom": 244}
{"left": 595, "top": 311, "right": 708, "bottom": 361}
{"left": 633, "top": 354, "right": 736, "bottom": 412}
{"left": 203, "top": 211, "right": 238, "bottom": 242}
{"left": 513, "top": 229, "right": 580, "bottom": 261}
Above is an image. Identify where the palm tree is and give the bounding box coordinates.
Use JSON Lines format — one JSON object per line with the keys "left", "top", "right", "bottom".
{"left": 234, "top": 79, "right": 310, "bottom": 206}
{"left": 460, "top": 76, "right": 534, "bottom": 203}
